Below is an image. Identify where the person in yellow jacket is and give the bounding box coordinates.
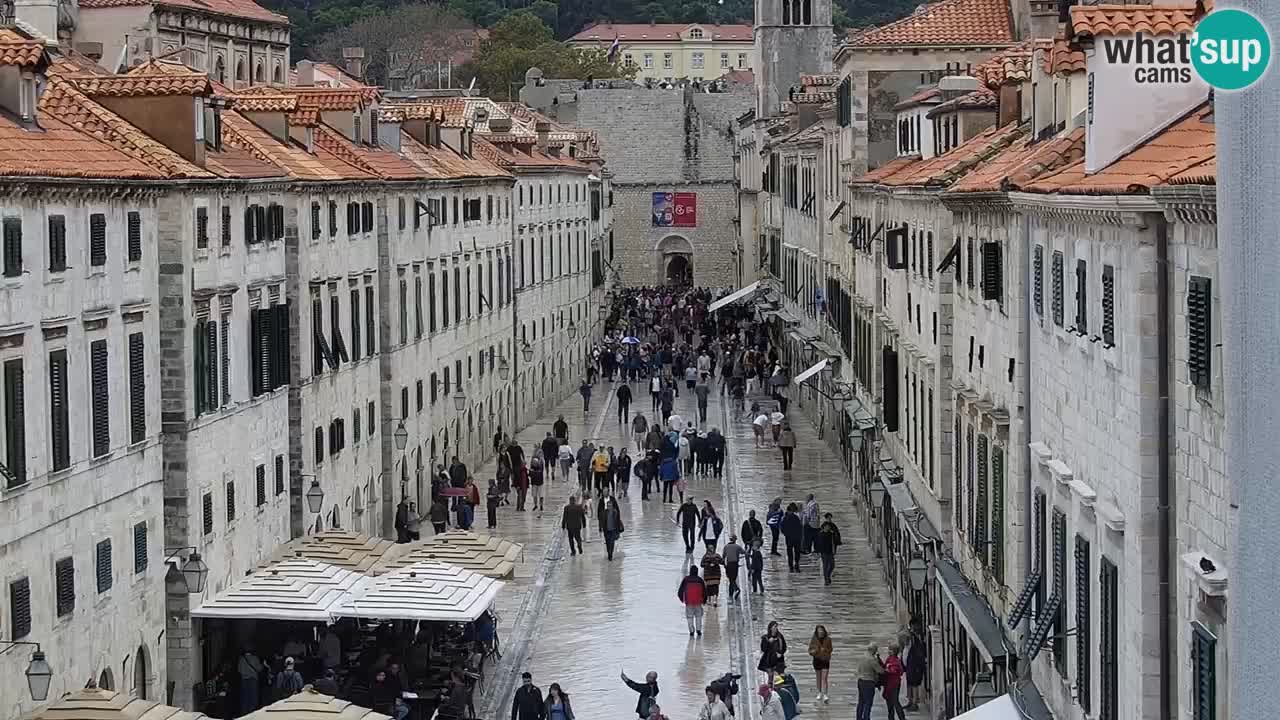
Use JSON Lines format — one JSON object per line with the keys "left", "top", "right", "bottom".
{"left": 592, "top": 447, "right": 612, "bottom": 494}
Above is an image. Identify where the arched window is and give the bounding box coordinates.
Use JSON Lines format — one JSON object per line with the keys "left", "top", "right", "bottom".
{"left": 99, "top": 669, "right": 115, "bottom": 691}
{"left": 689, "top": 27, "right": 703, "bottom": 39}
{"left": 214, "top": 57, "right": 226, "bottom": 84}
{"left": 134, "top": 645, "right": 149, "bottom": 700}
{"left": 235, "top": 59, "right": 246, "bottom": 83}
{"left": 272, "top": 63, "right": 283, "bottom": 85}
{"left": 802, "top": 0, "right": 811, "bottom": 24}
{"left": 782, "top": 0, "right": 790, "bottom": 24}
{"left": 254, "top": 62, "right": 264, "bottom": 83}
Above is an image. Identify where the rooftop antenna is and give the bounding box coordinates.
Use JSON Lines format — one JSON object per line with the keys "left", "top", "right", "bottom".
{"left": 467, "top": 76, "right": 476, "bottom": 96}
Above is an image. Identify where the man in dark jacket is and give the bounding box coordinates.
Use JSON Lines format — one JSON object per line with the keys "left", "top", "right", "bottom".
{"left": 621, "top": 670, "right": 659, "bottom": 719}
{"left": 553, "top": 416, "right": 569, "bottom": 444}
{"left": 676, "top": 498, "right": 700, "bottom": 554}
{"left": 561, "top": 496, "right": 587, "bottom": 556}
{"left": 540, "top": 432, "right": 559, "bottom": 469}
{"left": 575, "top": 440, "right": 595, "bottom": 496}
{"left": 448, "top": 456, "right": 467, "bottom": 488}
{"left": 394, "top": 500, "right": 410, "bottom": 543}
{"left": 616, "top": 382, "right": 633, "bottom": 423}
{"left": 705, "top": 427, "right": 725, "bottom": 478}
{"left": 740, "top": 509, "right": 764, "bottom": 548}
{"left": 511, "top": 672, "right": 545, "bottom": 720}
{"left": 814, "top": 513, "right": 843, "bottom": 585}
{"left": 579, "top": 379, "right": 593, "bottom": 412}
{"left": 781, "top": 503, "right": 804, "bottom": 572}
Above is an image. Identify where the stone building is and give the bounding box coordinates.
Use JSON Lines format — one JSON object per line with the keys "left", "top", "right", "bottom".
{"left": 522, "top": 72, "right": 750, "bottom": 288}
{"left": 751, "top": 0, "right": 832, "bottom": 119}
{"left": 568, "top": 23, "right": 753, "bottom": 85}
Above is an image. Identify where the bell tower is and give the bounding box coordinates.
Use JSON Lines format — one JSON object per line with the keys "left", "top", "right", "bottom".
{"left": 753, "top": 0, "right": 833, "bottom": 117}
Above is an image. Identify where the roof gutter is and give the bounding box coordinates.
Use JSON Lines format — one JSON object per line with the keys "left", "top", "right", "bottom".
{"left": 1154, "top": 210, "right": 1175, "bottom": 720}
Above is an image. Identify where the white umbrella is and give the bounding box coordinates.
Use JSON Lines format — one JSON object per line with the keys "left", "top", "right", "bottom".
{"left": 622, "top": 336, "right": 641, "bottom": 345}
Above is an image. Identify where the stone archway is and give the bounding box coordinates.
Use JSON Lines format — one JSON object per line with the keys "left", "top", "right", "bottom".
{"left": 654, "top": 234, "right": 695, "bottom": 286}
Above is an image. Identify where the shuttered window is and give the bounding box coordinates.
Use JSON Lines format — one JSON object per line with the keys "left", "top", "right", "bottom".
{"left": 311, "top": 295, "right": 325, "bottom": 376}
{"left": 126, "top": 211, "right": 142, "bottom": 262}
{"left": 49, "top": 349, "right": 69, "bottom": 472}
{"left": 1075, "top": 259, "right": 1088, "bottom": 333}
{"left": 364, "top": 285, "right": 375, "bottom": 356}
{"left": 330, "top": 294, "right": 348, "bottom": 363}
{"left": 366, "top": 401, "right": 375, "bottom": 438}
{"left": 965, "top": 237, "right": 975, "bottom": 287}
{"left": 1188, "top": 276, "right": 1212, "bottom": 390}
{"left": 127, "top": 332, "right": 146, "bottom": 444}
{"left": 9, "top": 577, "right": 30, "bottom": 639}
{"left": 273, "top": 302, "right": 290, "bottom": 389}
{"left": 95, "top": 538, "right": 112, "bottom": 593}
{"left": 430, "top": 372, "right": 439, "bottom": 405}
{"left": 416, "top": 380, "right": 424, "bottom": 412}
{"left": 350, "top": 289, "right": 362, "bottom": 362}
{"left": 398, "top": 278, "right": 408, "bottom": 345}
{"left": 981, "top": 242, "right": 1003, "bottom": 303}
{"left": 202, "top": 492, "right": 213, "bottom": 535}
{"left": 221, "top": 205, "right": 232, "bottom": 247}
{"left": 1099, "top": 558, "right": 1119, "bottom": 720}
{"left": 881, "top": 347, "right": 899, "bottom": 432}
{"left": 965, "top": 428, "right": 975, "bottom": 537}
{"left": 398, "top": 197, "right": 406, "bottom": 230}
{"left": 353, "top": 407, "right": 361, "bottom": 442}
{"left": 225, "top": 479, "right": 236, "bottom": 522}
{"left": 361, "top": 201, "right": 374, "bottom": 232}
{"left": 453, "top": 267, "right": 462, "bottom": 323}
{"left": 133, "top": 521, "right": 147, "bottom": 574}
{"left": 441, "top": 271, "right": 450, "bottom": 329}
{"left": 1052, "top": 508, "right": 1068, "bottom": 675}
{"left": 311, "top": 202, "right": 322, "bottom": 241}
{"left": 3, "top": 358, "right": 24, "bottom": 486}
{"left": 415, "top": 275, "right": 424, "bottom": 339}
{"left": 48, "top": 215, "right": 66, "bottom": 271}
{"left": 953, "top": 416, "right": 963, "bottom": 530}
{"left": 401, "top": 386, "right": 410, "bottom": 419}
{"left": 255, "top": 463, "right": 266, "bottom": 506}
{"left": 328, "top": 201, "right": 338, "bottom": 238}
{"left": 1051, "top": 251, "right": 1064, "bottom": 326}
{"left": 89, "top": 213, "right": 107, "bottom": 267}
{"left": 90, "top": 339, "right": 110, "bottom": 457}
{"left": 55, "top": 557, "right": 74, "bottom": 616}
{"left": 194, "top": 317, "right": 217, "bottom": 415}
{"left": 1192, "top": 623, "right": 1216, "bottom": 720}
{"left": 2, "top": 217, "right": 21, "bottom": 277}
{"left": 991, "top": 446, "right": 1005, "bottom": 583}
{"left": 1034, "top": 491, "right": 1047, "bottom": 615}
{"left": 1102, "top": 264, "right": 1115, "bottom": 346}
{"left": 196, "top": 207, "right": 209, "bottom": 249}
{"left": 267, "top": 204, "right": 284, "bottom": 241}
{"left": 1075, "top": 535, "right": 1092, "bottom": 713}
{"left": 428, "top": 270, "right": 438, "bottom": 333}
{"left": 274, "top": 455, "right": 285, "bottom": 495}
{"left": 975, "top": 434, "right": 989, "bottom": 563}
{"left": 314, "top": 426, "right": 324, "bottom": 465}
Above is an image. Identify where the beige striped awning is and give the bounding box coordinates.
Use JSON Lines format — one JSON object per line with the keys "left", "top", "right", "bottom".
{"left": 192, "top": 558, "right": 368, "bottom": 622}
{"left": 33, "top": 688, "right": 207, "bottom": 720}
{"left": 371, "top": 531, "right": 523, "bottom": 578}
{"left": 333, "top": 561, "right": 503, "bottom": 623}
{"left": 241, "top": 688, "right": 390, "bottom": 720}
{"left": 261, "top": 530, "right": 405, "bottom": 574}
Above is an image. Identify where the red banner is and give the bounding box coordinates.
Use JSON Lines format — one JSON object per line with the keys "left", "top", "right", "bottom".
{"left": 672, "top": 192, "right": 697, "bottom": 227}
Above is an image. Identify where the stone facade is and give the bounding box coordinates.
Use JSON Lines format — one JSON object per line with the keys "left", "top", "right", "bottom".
{"left": 752, "top": 0, "right": 832, "bottom": 118}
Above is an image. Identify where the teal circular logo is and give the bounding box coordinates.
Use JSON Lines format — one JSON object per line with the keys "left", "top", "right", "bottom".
{"left": 1191, "top": 9, "right": 1272, "bottom": 91}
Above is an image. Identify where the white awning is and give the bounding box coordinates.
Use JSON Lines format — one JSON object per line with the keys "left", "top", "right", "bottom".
{"left": 332, "top": 561, "right": 503, "bottom": 623}
{"left": 191, "top": 558, "right": 369, "bottom": 622}
{"left": 792, "top": 359, "right": 828, "bottom": 386}
{"left": 953, "top": 695, "right": 1019, "bottom": 720}
{"left": 708, "top": 281, "right": 761, "bottom": 312}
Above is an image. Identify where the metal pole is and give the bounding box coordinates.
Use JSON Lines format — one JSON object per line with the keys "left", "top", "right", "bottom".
{"left": 1222, "top": 1, "right": 1280, "bottom": 716}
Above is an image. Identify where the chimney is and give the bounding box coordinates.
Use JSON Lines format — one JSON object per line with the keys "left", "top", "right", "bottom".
{"left": 13, "top": 0, "right": 58, "bottom": 45}
{"left": 535, "top": 120, "right": 550, "bottom": 153}
{"left": 938, "top": 75, "right": 980, "bottom": 101}
{"left": 342, "top": 47, "right": 365, "bottom": 79}
{"left": 295, "top": 59, "right": 315, "bottom": 87}
{"left": 76, "top": 42, "right": 104, "bottom": 62}
{"left": 998, "top": 84, "right": 1021, "bottom": 127}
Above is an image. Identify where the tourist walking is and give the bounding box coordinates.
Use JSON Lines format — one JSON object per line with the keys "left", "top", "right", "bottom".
{"left": 808, "top": 625, "right": 832, "bottom": 703}
{"left": 561, "top": 496, "right": 586, "bottom": 556}
{"left": 621, "top": 671, "right": 660, "bottom": 719}
{"left": 766, "top": 498, "right": 783, "bottom": 555}
{"left": 748, "top": 540, "right": 765, "bottom": 593}
{"left": 781, "top": 503, "right": 803, "bottom": 572}
{"left": 695, "top": 375, "right": 711, "bottom": 423}
{"left": 800, "top": 494, "right": 820, "bottom": 553}
{"left": 553, "top": 415, "right": 569, "bottom": 444}
{"left": 778, "top": 423, "right": 797, "bottom": 470}
{"left": 740, "top": 509, "right": 764, "bottom": 548}
{"left": 698, "top": 686, "right": 731, "bottom": 720}
{"left": 758, "top": 684, "right": 786, "bottom": 720}
{"left": 576, "top": 440, "right": 595, "bottom": 495}
{"left": 700, "top": 546, "right": 723, "bottom": 606}
{"left": 541, "top": 432, "right": 559, "bottom": 470}
{"left": 772, "top": 661, "right": 800, "bottom": 720}
{"left": 632, "top": 413, "right": 649, "bottom": 452}
{"left": 601, "top": 495, "right": 624, "bottom": 561}
{"left": 557, "top": 440, "right": 574, "bottom": 483}
{"left": 661, "top": 454, "right": 681, "bottom": 503}
{"left": 758, "top": 621, "right": 787, "bottom": 678}
{"left": 429, "top": 498, "right": 448, "bottom": 534}
{"left": 882, "top": 643, "right": 907, "bottom": 720}
{"left": 677, "top": 498, "right": 700, "bottom": 554}
{"left": 486, "top": 479, "right": 501, "bottom": 529}
{"left": 617, "top": 382, "right": 633, "bottom": 423}
{"left": 903, "top": 616, "right": 928, "bottom": 711}
{"left": 700, "top": 502, "right": 724, "bottom": 550}
{"left": 854, "top": 643, "right": 883, "bottom": 720}
{"left": 511, "top": 672, "right": 544, "bottom": 720}
{"left": 529, "top": 456, "right": 546, "bottom": 514}
{"left": 579, "top": 378, "right": 592, "bottom": 412}
{"left": 815, "top": 513, "right": 843, "bottom": 585}
{"left": 677, "top": 566, "right": 708, "bottom": 636}
{"left": 544, "top": 683, "right": 574, "bottom": 720}
{"left": 721, "top": 534, "right": 743, "bottom": 600}
{"left": 650, "top": 375, "right": 662, "bottom": 413}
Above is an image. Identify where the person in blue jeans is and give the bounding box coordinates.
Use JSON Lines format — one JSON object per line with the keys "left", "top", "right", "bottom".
{"left": 855, "top": 643, "right": 884, "bottom": 720}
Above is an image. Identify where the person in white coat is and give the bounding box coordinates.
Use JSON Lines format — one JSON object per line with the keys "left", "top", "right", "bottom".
{"left": 758, "top": 683, "right": 786, "bottom": 720}
{"left": 699, "top": 686, "right": 732, "bottom": 720}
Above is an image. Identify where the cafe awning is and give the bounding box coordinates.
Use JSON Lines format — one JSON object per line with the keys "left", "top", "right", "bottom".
{"left": 373, "top": 531, "right": 523, "bottom": 578}
{"left": 191, "top": 558, "right": 368, "bottom": 622}
{"left": 792, "top": 358, "right": 828, "bottom": 386}
{"left": 951, "top": 695, "right": 1020, "bottom": 720}
{"left": 241, "top": 688, "right": 390, "bottom": 720}
{"left": 708, "top": 281, "right": 761, "bottom": 312}
{"left": 33, "top": 688, "right": 207, "bottom": 720}
{"left": 261, "top": 530, "right": 405, "bottom": 574}
{"left": 333, "top": 561, "right": 504, "bottom": 623}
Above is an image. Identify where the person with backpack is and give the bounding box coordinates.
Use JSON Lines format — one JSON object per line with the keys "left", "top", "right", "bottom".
{"left": 575, "top": 440, "right": 595, "bottom": 496}
{"left": 272, "top": 657, "right": 304, "bottom": 699}
{"left": 771, "top": 661, "right": 800, "bottom": 720}
{"left": 660, "top": 454, "right": 681, "bottom": 504}
{"left": 579, "top": 378, "right": 593, "bottom": 413}
{"left": 677, "top": 565, "right": 708, "bottom": 636}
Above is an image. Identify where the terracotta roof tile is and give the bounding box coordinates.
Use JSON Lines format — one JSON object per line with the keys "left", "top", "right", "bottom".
{"left": 893, "top": 87, "right": 942, "bottom": 111}
{"left": 1039, "top": 37, "right": 1086, "bottom": 75}
{"left": 851, "top": 155, "right": 921, "bottom": 185}
{"left": 231, "top": 94, "right": 299, "bottom": 112}
{"left": 1069, "top": 3, "right": 1199, "bottom": 39}
{"left": 570, "top": 23, "right": 752, "bottom": 43}
{"left": 1023, "top": 103, "right": 1214, "bottom": 194}
{"left": 1168, "top": 156, "right": 1215, "bottom": 185}
{"left": 948, "top": 127, "right": 1084, "bottom": 192}
{"left": 126, "top": 57, "right": 206, "bottom": 76}
{"left": 845, "top": 0, "right": 1015, "bottom": 48}
{"left": 476, "top": 136, "right": 589, "bottom": 172}
{"left": 855, "top": 122, "right": 1023, "bottom": 188}
{"left": 292, "top": 87, "right": 379, "bottom": 110}
{"left": 398, "top": 133, "right": 510, "bottom": 181}
{"left": 312, "top": 124, "right": 422, "bottom": 180}
{"left": 72, "top": 73, "right": 212, "bottom": 97}
{"left": 286, "top": 107, "right": 319, "bottom": 127}
{"left": 0, "top": 28, "right": 48, "bottom": 68}
{"left": 800, "top": 74, "right": 840, "bottom": 87}
{"left": 220, "top": 111, "right": 368, "bottom": 181}
{"left": 206, "top": 145, "right": 287, "bottom": 179}
{"left": 78, "top": 0, "right": 287, "bottom": 25}
{"left": 974, "top": 42, "right": 1033, "bottom": 88}
{"left": 0, "top": 111, "right": 164, "bottom": 179}
{"left": 927, "top": 88, "right": 998, "bottom": 117}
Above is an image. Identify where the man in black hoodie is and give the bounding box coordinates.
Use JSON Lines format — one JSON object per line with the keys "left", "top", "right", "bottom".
{"left": 616, "top": 382, "right": 633, "bottom": 423}
{"left": 781, "top": 503, "right": 804, "bottom": 572}
{"left": 511, "top": 672, "right": 545, "bottom": 720}
{"left": 553, "top": 415, "right": 570, "bottom": 444}
{"left": 561, "top": 497, "right": 587, "bottom": 556}
{"left": 540, "top": 432, "right": 559, "bottom": 470}
{"left": 676, "top": 498, "right": 700, "bottom": 554}
{"left": 740, "top": 509, "right": 764, "bottom": 548}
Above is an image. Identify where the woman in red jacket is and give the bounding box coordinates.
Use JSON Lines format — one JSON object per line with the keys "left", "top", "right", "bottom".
{"left": 881, "top": 642, "right": 906, "bottom": 720}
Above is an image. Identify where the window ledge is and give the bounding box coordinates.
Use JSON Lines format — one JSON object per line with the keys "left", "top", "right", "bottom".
{"left": 90, "top": 451, "right": 115, "bottom": 466}
{"left": 87, "top": 268, "right": 107, "bottom": 279}
{"left": 1, "top": 479, "right": 31, "bottom": 496}
{"left": 219, "top": 246, "right": 233, "bottom": 257}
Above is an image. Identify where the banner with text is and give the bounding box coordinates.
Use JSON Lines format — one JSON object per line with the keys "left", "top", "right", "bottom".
{"left": 651, "top": 192, "right": 697, "bottom": 227}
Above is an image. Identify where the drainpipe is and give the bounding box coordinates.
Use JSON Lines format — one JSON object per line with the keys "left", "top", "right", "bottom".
{"left": 1019, "top": 210, "right": 1033, "bottom": 653}
{"left": 1155, "top": 212, "right": 1174, "bottom": 720}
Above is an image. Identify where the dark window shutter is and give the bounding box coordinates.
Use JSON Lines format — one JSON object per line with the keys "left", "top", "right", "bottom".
{"left": 353, "top": 408, "right": 361, "bottom": 440}
{"left": 1099, "top": 558, "right": 1119, "bottom": 720}
{"left": 1188, "top": 276, "right": 1212, "bottom": 390}
{"left": 126, "top": 211, "right": 142, "bottom": 262}
{"left": 1034, "top": 491, "right": 1047, "bottom": 614}
{"left": 55, "top": 557, "right": 74, "bottom": 617}
{"left": 244, "top": 206, "right": 255, "bottom": 244}
{"left": 401, "top": 386, "right": 409, "bottom": 418}
{"left": 881, "top": 347, "right": 899, "bottom": 432}
{"left": 981, "top": 242, "right": 1003, "bottom": 302}
{"left": 3, "top": 358, "right": 25, "bottom": 485}
{"left": 311, "top": 202, "right": 321, "bottom": 240}
{"left": 95, "top": 538, "right": 113, "bottom": 593}
{"left": 1192, "top": 623, "right": 1217, "bottom": 720}
{"left": 196, "top": 207, "right": 209, "bottom": 249}
{"left": 274, "top": 302, "right": 291, "bottom": 388}
{"left": 926, "top": 231, "right": 934, "bottom": 279}
{"left": 1075, "top": 535, "right": 1092, "bottom": 713}
{"left": 398, "top": 279, "right": 408, "bottom": 344}
{"left": 398, "top": 197, "right": 406, "bottom": 230}
{"left": 49, "top": 349, "right": 69, "bottom": 472}
{"left": 1102, "top": 264, "right": 1116, "bottom": 346}
{"left": 1052, "top": 251, "right": 1064, "bottom": 326}
{"left": 1033, "top": 245, "right": 1043, "bottom": 318}
{"left": 365, "top": 285, "right": 375, "bottom": 356}
{"left": 329, "top": 201, "right": 338, "bottom": 237}
{"left": 128, "top": 332, "right": 146, "bottom": 444}
{"left": 194, "top": 322, "right": 208, "bottom": 414}
{"left": 991, "top": 447, "right": 1005, "bottom": 583}
{"left": 48, "top": 215, "right": 66, "bottom": 271}
{"left": 965, "top": 428, "right": 974, "bottom": 535}
{"left": 367, "top": 401, "right": 375, "bottom": 437}
{"left": 267, "top": 204, "right": 283, "bottom": 240}
{"left": 2, "top": 217, "right": 21, "bottom": 277}
{"left": 1052, "top": 508, "right": 1068, "bottom": 674}
{"left": 221, "top": 205, "right": 232, "bottom": 246}
{"left": 415, "top": 276, "right": 424, "bottom": 338}
{"left": 256, "top": 463, "right": 266, "bottom": 506}
{"left": 350, "top": 289, "right": 362, "bottom": 362}
{"left": 965, "top": 237, "right": 975, "bottom": 287}
{"left": 430, "top": 372, "right": 438, "bottom": 404}
{"left": 428, "top": 272, "right": 437, "bottom": 333}
{"left": 416, "top": 380, "right": 424, "bottom": 412}
{"left": 274, "top": 454, "right": 285, "bottom": 495}
{"left": 254, "top": 204, "right": 268, "bottom": 243}
{"left": 90, "top": 339, "right": 110, "bottom": 457}
{"left": 226, "top": 479, "right": 235, "bottom": 521}
{"left": 250, "top": 308, "right": 263, "bottom": 396}
{"left": 133, "top": 522, "right": 147, "bottom": 574}
{"left": 441, "top": 272, "right": 450, "bottom": 329}
{"left": 953, "top": 416, "right": 963, "bottom": 529}
{"left": 202, "top": 492, "right": 213, "bottom": 535}
{"left": 206, "top": 319, "right": 218, "bottom": 410}
{"left": 362, "top": 202, "right": 374, "bottom": 232}
{"left": 1075, "top": 259, "right": 1088, "bottom": 333}
{"left": 9, "top": 577, "right": 31, "bottom": 639}
{"left": 975, "top": 434, "right": 989, "bottom": 563}
{"left": 259, "top": 303, "right": 275, "bottom": 389}
{"left": 89, "top": 213, "right": 107, "bottom": 266}
{"left": 314, "top": 426, "right": 324, "bottom": 465}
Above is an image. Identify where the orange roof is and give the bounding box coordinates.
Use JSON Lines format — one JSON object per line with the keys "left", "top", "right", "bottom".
{"left": 1022, "top": 103, "right": 1214, "bottom": 194}
{"left": 974, "top": 42, "right": 1033, "bottom": 88}
{"left": 854, "top": 122, "right": 1023, "bottom": 188}
{"left": 845, "top": 0, "right": 1015, "bottom": 48}
{"left": 381, "top": 104, "right": 443, "bottom": 122}
{"left": 286, "top": 107, "right": 320, "bottom": 127}
{"left": 1168, "top": 157, "right": 1215, "bottom": 185}
{"left": 570, "top": 23, "right": 752, "bottom": 43}
{"left": 219, "top": 111, "right": 368, "bottom": 181}
{"left": 893, "top": 87, "right": 943, "bottom": 111}
{"left": 0, "top": 28, "right": 48, "bottom": 68}
{"left": 1069, "top": 3, "right": 1199, "bottom": 39}
{"left": 0, "top": 111, "right": 164, "bottom": 180}
{"left": 72, "top": 73, "right": 212, "bottom": 97}
{"left": 293, "top": 87, "right": 380, "bottom": 110}
{"left": 397, "top": 133, "right": 510, "bottom": 181}
{"left": 78, "top": 0, "right": 287, "bottom": 25}
{"left": 312, "top": 125, "right": 422, "bottom": 181}
{"left": 851, "top": 156, "right": 920, "bottom": 185}
{"left": 232, "top": 94, "right": 299, "bottom": 112}
{"left": 475, "top": 136, "right": 590, "bottom": 172}
{"left": 206, "top": 145, "right": 287, "bottom": 179}
{"left": 948, "top": 127, "right": 1084, "bottom": 193}
{"left": 927, "top": 88, "right": 997, "bottom": 117}
{"left": 1040, "top": 37, "right": 1086, "bottom": 75}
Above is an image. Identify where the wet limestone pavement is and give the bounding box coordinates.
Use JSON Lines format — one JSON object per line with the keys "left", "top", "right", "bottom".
{"left": 474, "top": 379, "right": 910, "bottom": 720}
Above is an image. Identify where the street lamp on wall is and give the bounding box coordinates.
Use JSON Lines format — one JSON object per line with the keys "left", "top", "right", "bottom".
{"left": 521, "top": 341, "right": 534, "bottom": 362}
{"left": 452, "top": 386, "right": 468, "bottom": 412}
{"left": 163, "top": 546, "right": 210, "bottom": 595}
{"left": 566, "top": 320, "right": 578, "bottom": 339}
{"left": 305, "top": 478, "right": 325, "bottom": 514}
{"left": 868, "top": 480, "right": 886, "bottom": 516}
{"left": 498, "top": 355, "right": 510, "bottom": 380}
{"left": 393, "top": 420, "right": 409, "bottom": 451}
{"left": 907, "top": 554, "right": 929, "bottom": 592}
{"left": 0, "top": 642, "right": 53, "bottom": 701}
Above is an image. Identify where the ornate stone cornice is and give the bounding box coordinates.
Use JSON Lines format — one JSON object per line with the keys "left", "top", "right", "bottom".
{"left": 0, "top": 180, "right": 166, "bottom": 202}
{"left": 1006, "top": 191, "right": 1159, "bottom": 226}
{"left": 1151, "top": 184, "right": 1217, "bottom": 225}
